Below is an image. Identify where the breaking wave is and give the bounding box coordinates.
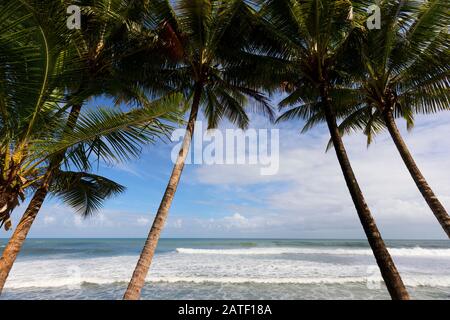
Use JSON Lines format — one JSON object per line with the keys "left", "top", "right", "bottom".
{"left": 175, "top": 247, "right": 450, "bottom": 257}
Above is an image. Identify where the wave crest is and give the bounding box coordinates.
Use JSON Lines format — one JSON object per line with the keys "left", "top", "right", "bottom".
{"left": 6, "top": 275, "right": 450, "bottom": 289}
{"left": 176, "top": 247, "right": 450, "bottom": 257}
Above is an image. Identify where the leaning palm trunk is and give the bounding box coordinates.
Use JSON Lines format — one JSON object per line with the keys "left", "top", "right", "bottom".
{"left": 0, "top": 175, "right": 51, "bottom": 294}
{"left": 0, "top": 105, "right": 82, "bottom": 294}
{"left": 383, "top": 110, "right": 450, "bottom": 238}
{"left": 321, "top": 87, "right": 410, "bottom": 300}
{"left": 0, "top": 188, "right": 19, "bottom": 231}
{"left": 0, "top": 166, "right": 27, "bottom": 230}
{"left": 124, "top": 87, "right": 202, "bottom": 300}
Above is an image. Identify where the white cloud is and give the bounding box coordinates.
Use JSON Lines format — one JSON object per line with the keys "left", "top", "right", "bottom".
{"left": 73, "top": 215, "right": 83, "bottom": 227}
{"left": 13, "top": 113, "right": 450, "bottom": 239}
{"left": 223, "top": 213, "right": 251, "bottom": 229}
{"left": 43, "top": 215, "right": 56, "bottom": 225}
{"left": 136, "top": 217, "right": 150, "bottom": 226}
{"left": 192, "top": 113, "right": 450, "bottom": 239}
{"left": 172, "top": 218, "right": 183, "bottom": 229}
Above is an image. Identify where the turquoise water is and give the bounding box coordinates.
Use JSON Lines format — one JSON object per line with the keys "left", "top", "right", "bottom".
{"left": 0, "top": 238, "right": 449, "bottom": 300}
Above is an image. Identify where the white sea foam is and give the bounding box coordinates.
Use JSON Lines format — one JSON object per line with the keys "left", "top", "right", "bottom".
{"left": 176, "top": 247, "right": 450, "bottom": 257}
{"left": 6, "top": 274, "right": 450, "bottom": 289}
{"left": 4, "top": 248, "right": 450, "bottom": 290}
{"left": 145, "top": 276, "right": 450, "bottom": 287}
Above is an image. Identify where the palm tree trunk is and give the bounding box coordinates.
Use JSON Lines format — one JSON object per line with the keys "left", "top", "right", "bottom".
{"left": 0, "top": 178, "right": 50, "bottom": 294}
{"left": 0, "top": 188, "right": 18, "bottom": 231}
{"left": 123, "top": 85, "right": 202, "bottom": 300}
{"left": 0, "top": 104, "right": 82, "bottom": 294}
{"left": 1, "top": 167, "right": 25, "bottom": 230}
{"left": 320, "top": 86, "right": 409, "bottom": 300}
{"left": 383, "top": 110, "right": 450, "bottom": 238}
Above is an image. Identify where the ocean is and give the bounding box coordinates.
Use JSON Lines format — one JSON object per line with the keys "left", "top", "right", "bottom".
{"left": 0, "top": 238, "right": 449, "bottom": 300}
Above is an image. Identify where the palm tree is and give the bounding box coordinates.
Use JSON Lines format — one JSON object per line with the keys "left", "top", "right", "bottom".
{"left": 0, "top": 0, "right": 72, "bottom": 226}
{"left": 329, "top": 0, "right": 450, "bottom": 237}
{"left": 0, "top": 101, "right": 181, "bottom": 293}
{"left": 123, "top": 0, "right": 273, "bottom": 300}
{"left": 0, "top": 0, "right": 182, "bottom": 293}
{"left": 260, "top": 0, "right": 409, "bottom": 299}
{"left": 0, "top": 0, "right": 167, "bottom": 227}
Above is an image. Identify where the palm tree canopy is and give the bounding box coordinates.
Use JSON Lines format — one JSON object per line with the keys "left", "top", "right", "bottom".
{"left": 0, "top": 0, "right": 183, "bottom": 227}
{"left": 49, "top": 170, "right": 125, "bottom": 217}
{"left": 252, "top": 0, "right": 363, "bottom": 126}
{"left": 299, "top": 0, "right": 449, "bottom": 145}
{"left": 0, "top": 0, "right": 85, "bottom": 227}
{"left": 118, "top": 0, "right": 275, "bottom": 130}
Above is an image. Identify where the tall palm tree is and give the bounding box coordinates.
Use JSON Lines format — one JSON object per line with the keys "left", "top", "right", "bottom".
{"left": 0, "top": 0, "right": 169, "bottom": 227}
{"left": 260, "top": 0, "right": 409, "bottom": 299}
{"left": 0, "top": 0, "right": 74, "bottom": 226}
{"left": 123, "top": 0, "right": 273, "bottom": 300}
{"left": 328, "top": 0, "right": 450, "bottom": 237}
{"left": 0, "top": 0, "right": 182, "bottom": 293}
{"left": 0, "top": 102, "right": 181, "bottom": 293}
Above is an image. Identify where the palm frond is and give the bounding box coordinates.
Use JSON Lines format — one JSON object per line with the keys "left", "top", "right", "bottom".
{"left": 50, "top": 170, "right": 125, "bottom": 217}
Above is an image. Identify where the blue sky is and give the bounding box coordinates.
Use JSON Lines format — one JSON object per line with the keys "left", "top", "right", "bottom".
{"left": 3, "top": 98, "right": 450, "bottom": 239}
